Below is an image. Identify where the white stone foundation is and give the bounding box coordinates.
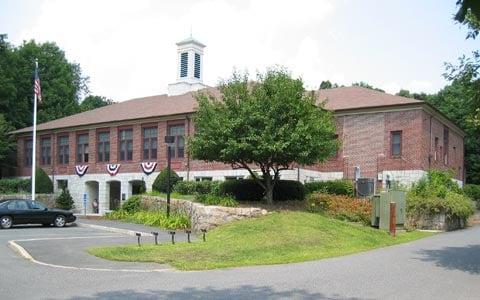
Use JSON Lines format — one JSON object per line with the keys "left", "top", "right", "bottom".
{"left": 49, "top": 168, "right": 463, "bottom": 215}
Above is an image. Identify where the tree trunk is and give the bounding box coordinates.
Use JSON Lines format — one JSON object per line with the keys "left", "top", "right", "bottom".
{"left": 264, "top": 175, "right": 274, "bottom": 205}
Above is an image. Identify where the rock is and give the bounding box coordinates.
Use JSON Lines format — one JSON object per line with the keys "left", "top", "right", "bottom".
{"left": 141, "top": 195, "right": 267, "bottom": 232}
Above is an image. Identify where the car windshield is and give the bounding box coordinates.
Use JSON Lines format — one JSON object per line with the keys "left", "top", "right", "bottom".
{"left": 30, "top": 201, "right": 46, "bottom": 210}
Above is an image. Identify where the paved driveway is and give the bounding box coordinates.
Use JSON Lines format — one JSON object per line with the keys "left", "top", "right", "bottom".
{"left": 0, "top": 222, "right": 479, "bottom": 299}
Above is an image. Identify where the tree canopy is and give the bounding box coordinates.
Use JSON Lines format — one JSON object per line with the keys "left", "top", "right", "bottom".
{"left": 189, "top": 68, "right": 338, "bottom": 204}
{"left": 80, "top": 95, "right": 114, "bottom": 112}
{"left": 0, "top": 36, "right": 112, "bottom": 177}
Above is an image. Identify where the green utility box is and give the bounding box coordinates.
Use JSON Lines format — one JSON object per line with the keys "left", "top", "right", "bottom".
{"left": 370, "top": 190, "right": 406, "bottom": 230}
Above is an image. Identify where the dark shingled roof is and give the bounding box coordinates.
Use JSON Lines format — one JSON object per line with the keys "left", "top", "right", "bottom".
{"left": 13, "top": 86, "right": 422, "bottom": 134}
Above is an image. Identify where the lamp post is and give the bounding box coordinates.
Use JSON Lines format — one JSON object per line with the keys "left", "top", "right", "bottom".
{"left": 165, "top": 135, "right": 175, "bottom": 218}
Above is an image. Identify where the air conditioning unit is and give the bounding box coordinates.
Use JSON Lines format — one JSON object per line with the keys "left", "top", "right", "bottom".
{"left": 356, "top": 178, "right": 375, "bottom": 197}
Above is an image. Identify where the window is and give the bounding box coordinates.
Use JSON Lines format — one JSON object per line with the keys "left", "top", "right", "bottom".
{"left": 391, "top": 131, "right": 402, "bottom": 157}
{"left": 443, "top": 128, "right": 449, "bottom": 164}
{"left": 77, "top": 134, "right": 89, "bottom": 163}
{"left": 434, "top": 137, "right": 439, "bottom": 161}
{"left": 24, "top": 139, "right": 33, "bottom": 167}
{"left": 119, "top": 129, "right": 133, "bottom": 161}
{"left": 58, "top": 136, "right": 69, "bottom": 164}
{"left": 333, "top": 134, "right": 339, "bottom": 158}
{"left": 57, "top": 179, "right": 68, "bottom": 190}
{"left": 168, "top": 124, "right": 185, "bottom": 158}
{"left": 143, "top": 127, "right": 157, "bottom": 160}
{"left": 30, "top": 201, "right": 45, "bottom": 210}
{"left": 194, "top": 53, "right": 201, "bottom": 79}
{"left": 225, "top": 176, "right": 244, "bottom": 181}
{"left": 40, "top": 137, "right": 51, "bottom": 165}
{"left": 180, "top": 52, "right": 188, "bottom": 77}
{"left": 97, "top": 132, "right": 110, "bottom": 162}
{"left": 195, "top": 177, "right": 212, "bottom": 182}
{"left": 15, "top": 200, "right": 29, "bottom": 210}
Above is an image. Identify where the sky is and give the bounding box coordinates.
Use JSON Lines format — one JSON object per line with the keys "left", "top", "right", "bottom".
{"left": 1, "top": 0, "right": 479, "bottom": 102}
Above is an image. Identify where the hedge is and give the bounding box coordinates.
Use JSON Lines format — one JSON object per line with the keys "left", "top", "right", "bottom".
{"left": 407, "top": 170, "right": 474, "bottom": 221}
{"left": 219, "top": 179, "right": 306, "bottom": 201}
{"left": 173, "top": 181, "right": 221, "bottom": 195}
{"left": 0, "top": 178, "right": 31, "bottom": 193}
{"left": 304, "top": 180, "right": 354, "bottom": 196}
{"left": 0, "top": 168, "right": 53, "bottom": 194}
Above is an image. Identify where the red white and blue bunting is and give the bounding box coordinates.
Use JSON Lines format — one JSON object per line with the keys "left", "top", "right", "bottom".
{"left": 75, "top": 165, "right": 88, "bottom": 177}
{"left": 106, "top": 164, "right": 121, "bottom": 176}
{"left": 141, "top": 162, "right": 157, "bottom": 175}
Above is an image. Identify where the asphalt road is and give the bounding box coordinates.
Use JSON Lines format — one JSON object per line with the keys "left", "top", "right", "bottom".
{"left": 0, "top": 222, "right": 479, "bottom": 300}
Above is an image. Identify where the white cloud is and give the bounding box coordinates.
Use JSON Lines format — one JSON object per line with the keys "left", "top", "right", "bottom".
{"left": 15, "top": 0, "right": 337, "bottom": 101}
{"left": 12, "top": 0, "right": 447, "bottom": 102}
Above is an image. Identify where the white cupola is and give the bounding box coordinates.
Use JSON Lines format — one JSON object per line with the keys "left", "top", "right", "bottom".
{"left": 168, "top": 37, "right": 207, "bottom": 96}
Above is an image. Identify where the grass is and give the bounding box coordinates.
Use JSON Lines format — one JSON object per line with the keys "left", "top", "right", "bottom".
{"left": 89, "top": 211, "right": 432, "bottom": 270}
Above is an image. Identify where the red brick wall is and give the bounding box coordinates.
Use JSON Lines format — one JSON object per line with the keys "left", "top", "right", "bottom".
{"left": 15, "top": 108, "right": 464, "bottom": 181}
{"left": 421, "top": 111, "right": 464, "bottom": 181}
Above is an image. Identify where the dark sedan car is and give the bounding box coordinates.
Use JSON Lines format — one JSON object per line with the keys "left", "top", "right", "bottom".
{"left": 0, "top": 199, "right": 76, "bottom": 229}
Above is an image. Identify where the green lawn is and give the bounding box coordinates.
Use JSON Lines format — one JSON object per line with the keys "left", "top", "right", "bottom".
{"left": 89, "top": 211, "right": 432, "bottom": 270}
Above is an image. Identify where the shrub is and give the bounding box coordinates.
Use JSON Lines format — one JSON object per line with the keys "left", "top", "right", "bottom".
{"left": 55, "top": 189, "right": 75, "bottom": 210}
{"left": 219, "top": 179, "right": 264, "bottom": 201}
{"left": 219, "top": 179, "right": 306, "bottom": 201}
{"left": 173, "top": 181, "right": 196, "bottom": 194}
{"left": 304, "top": 180, "right": 354, "bottom": 196}
{"left": 407, "top": 192, "right": 475, "bottom": 221}
{"left": 194, "top": 193, "right": 239, "bottom": 207}
{"left": 273, "top": 180, "right": 306, "bottom": 201}
{"left": 152, "top": 168, "right": 180, "bottom": 193}
{"left": 307, "top": 192, "right": 372, "bottom": 225}
{"left": 35, "top": 167, "right": 53, "bottom": 194}
{"left": 411, "top": 169, "right": 462, "bottom": 199}
{"left": 407, "top": 170, "right": 474, "bottom": 221}
{"left": 106, "top": 210, "right": 190, "bottom": 230}
{"left": 0, "top": 178, "right": 31, "bottom": 193}
{"left": 464, "top": 184, "right": 480, "bottom": 208}
{"left": 122, "top": 195, "right": 142, "bottom": 213}
{"left": 173, "top": 180, "right": 222, "bottom": 195}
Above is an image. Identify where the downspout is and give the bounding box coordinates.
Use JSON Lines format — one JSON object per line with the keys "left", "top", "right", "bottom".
{"left": 428, "top": 115, "right": 432, "bottom": 169}
{"left": 52, "top": 134, "right": 55, "bottom": 196}
{"left": 185, "top": 114, "right": 191, "bottom": 181}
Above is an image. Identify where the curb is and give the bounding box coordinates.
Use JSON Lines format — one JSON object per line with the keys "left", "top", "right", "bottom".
{"left": 77, "top": 222, "right": 153, "bottom": 237}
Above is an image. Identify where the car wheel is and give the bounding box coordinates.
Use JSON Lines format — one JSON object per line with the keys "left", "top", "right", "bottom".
{"left": 0, "top": 216, "right": 13, "bottom": 229}
{"left": 54, "top": 215, "right": 66, "bottom": 227}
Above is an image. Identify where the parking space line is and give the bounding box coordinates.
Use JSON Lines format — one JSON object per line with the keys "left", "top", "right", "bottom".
{"left": 14, "top": 235, "right": 123, "bottom": 242}
{"left": 77, "top": 223, "right": 153, "bottom": 237}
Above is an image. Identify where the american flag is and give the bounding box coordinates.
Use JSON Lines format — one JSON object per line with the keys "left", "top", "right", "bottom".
{"left": 34, "top": 65, "right": 42, "bottom": 103}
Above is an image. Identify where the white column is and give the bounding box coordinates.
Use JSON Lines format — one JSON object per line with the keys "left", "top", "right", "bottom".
{"left": 99, "top": 181, "right": 108, "bottom": 215}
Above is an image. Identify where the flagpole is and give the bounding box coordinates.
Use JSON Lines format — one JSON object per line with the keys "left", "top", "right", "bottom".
{"left": 31, "top": 59, "right": 38, "bottom": 201}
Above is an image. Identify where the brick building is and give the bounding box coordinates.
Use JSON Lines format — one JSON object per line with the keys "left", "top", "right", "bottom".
{"left": 12, "top": 38, "right": 465, "bottom": 214}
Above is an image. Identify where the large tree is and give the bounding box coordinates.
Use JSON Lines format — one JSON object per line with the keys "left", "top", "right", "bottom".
{"left": 0, "top": 38, "right": 88, "bottom": 128}
{"left": 189, "top": 68, "right": 338, "bottom": 204}
{"left": 80, "top": 95, "right": 114, "bottom": 112}
{"left": 0, "top": 114, "right": 14, "bottom": 169}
